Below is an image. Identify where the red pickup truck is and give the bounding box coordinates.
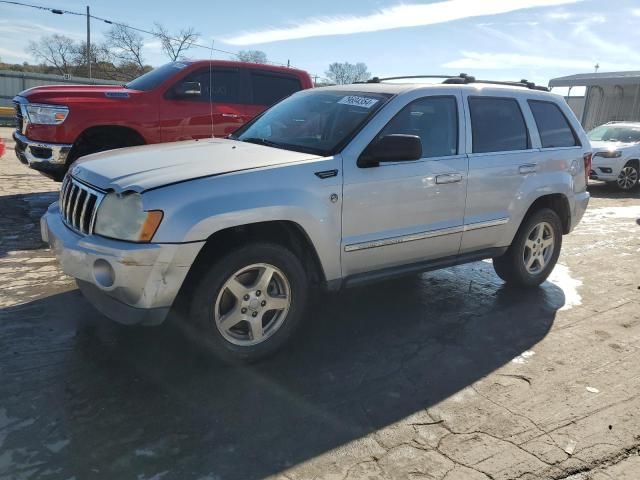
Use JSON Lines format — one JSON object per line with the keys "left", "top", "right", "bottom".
{"left": 13, "top": 60, "right": 313, "bottom": 180}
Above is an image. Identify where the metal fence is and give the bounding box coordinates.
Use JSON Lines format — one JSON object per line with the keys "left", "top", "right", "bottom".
{"left": 0, "top": 70, "right": 120, "bottom": 108}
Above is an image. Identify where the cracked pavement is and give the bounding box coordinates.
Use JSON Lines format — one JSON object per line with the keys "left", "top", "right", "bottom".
{"left": 0, "top": 127, "right": 639, "bottom": 480}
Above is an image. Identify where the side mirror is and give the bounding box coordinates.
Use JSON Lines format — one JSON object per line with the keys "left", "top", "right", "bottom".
{"left": 358, "top": 134, "right": 422, "bottom": 168}
{"left": 175, "top": 81, "right": 202, "bottom": 97}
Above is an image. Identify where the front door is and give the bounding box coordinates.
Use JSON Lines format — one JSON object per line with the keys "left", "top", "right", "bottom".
{"left": 341, "top": 91, "right": 468, "bottom": 277}
{"left": 160, "top": 67, "right": 247, "bottom": 141}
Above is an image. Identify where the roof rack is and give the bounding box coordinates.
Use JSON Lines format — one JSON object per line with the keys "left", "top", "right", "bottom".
{"left": 366, "top": 73, "right": 550, "bottom": 91}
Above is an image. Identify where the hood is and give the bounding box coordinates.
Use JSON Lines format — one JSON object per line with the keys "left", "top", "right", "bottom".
{"left": 590, "top": 140, "right": 635, "bottom": 152}
{"left": 71, "top": 138, "right": 322, "bottom": 192}
{"left": 17, "top": 84, "right": 142, "bottom": 105}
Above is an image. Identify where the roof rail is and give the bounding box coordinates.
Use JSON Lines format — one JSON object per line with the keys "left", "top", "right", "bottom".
{"left": 366, "top": 73, "right": 550, "bottom": 91}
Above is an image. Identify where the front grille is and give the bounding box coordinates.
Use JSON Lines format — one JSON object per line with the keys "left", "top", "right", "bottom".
{"left": 14, "top": 102, "right": 23, "bottom": 131}
{"left": 59, "top": 176, "right": 104, "bottom": 235}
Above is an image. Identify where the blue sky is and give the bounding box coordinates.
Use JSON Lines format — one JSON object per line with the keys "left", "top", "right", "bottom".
{"left": 1, "top": 0, "right": 639, "bottom": 85}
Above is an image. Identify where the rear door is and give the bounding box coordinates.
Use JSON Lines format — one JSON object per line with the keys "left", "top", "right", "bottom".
{"left": 244, "top": 70, "right": 303, "bottom": 122}
{"left": 160, "top": 67, "right": 247, "bottom": 141}
{"left": 460, "top": 93, "right": 540, "bottom": 253}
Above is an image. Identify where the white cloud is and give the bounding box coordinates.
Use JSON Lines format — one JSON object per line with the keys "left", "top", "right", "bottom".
{"left": 632, "top": 9, "right": 640, "bottom": 17}
{"left": 547, "top": 11, "right": 574, "bottom": 20}
{"left": 224, "top": 0, "right": 584, "bottom": 45}
{"left": 442, "top": 51, "right": 637, "bottom": 71}
{"left": 0, "top": 19, "right": 83, "bottom": 40}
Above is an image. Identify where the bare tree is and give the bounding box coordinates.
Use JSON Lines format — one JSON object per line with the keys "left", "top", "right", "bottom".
{"left": 153, "top": 23, "right": 200, "bottom": 62}
{"left": 325, "top": 62, "right": 371, "bottom": 85}
{"left": 28, "top": 34, "right": 76, "bottom": 75}
{"left": 105, "top": 24, "right": 145, "bottom": 73}
{"left": 237, "top": 50, "right": 268, "bottom": 64}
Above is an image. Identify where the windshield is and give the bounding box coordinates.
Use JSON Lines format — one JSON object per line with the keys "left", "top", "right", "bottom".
{"left": 588, "top": 125, "right": 640, "bottom": 143}
{"left": 234, "top": 90, "right": 392, "bottom": 156}
{"left": 125, "top": 62, "right": 190, "bottom": 91}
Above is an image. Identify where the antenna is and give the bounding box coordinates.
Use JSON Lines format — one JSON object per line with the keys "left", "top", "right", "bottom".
{"left": 209, "top": 40, "right": 215, "bottom": 139}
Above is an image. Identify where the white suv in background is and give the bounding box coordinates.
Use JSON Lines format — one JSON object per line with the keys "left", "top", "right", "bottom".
{"left": 588, "top": 122, "right": 640, "bottom": 191}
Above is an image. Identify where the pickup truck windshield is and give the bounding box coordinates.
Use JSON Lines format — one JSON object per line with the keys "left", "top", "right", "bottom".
{"left": 125, "top": 62, "right": 189, "bottom": 91}
{"left": 234, "top": 90, "right": 391, "bottom": 156}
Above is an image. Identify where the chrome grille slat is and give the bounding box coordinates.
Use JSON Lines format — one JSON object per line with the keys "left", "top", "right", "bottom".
{"left": 59, "top": 177, "right": 103, "bottom": 235}
{"left": 79, "top": 191, "right": 91, "bottom": 232}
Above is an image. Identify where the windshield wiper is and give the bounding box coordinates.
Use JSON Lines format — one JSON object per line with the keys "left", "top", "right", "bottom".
{"left": 240, "top": 137, "right": 283, "bottom": 148}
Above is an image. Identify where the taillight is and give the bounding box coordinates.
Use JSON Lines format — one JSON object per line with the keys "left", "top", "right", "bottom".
{"left": 583, "top": 152, "right": 592, "bottom": 184}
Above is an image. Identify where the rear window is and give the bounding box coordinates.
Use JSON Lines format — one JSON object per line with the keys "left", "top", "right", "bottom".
{"left": 469, "top": 97, "right": 530, "bottom": 153}
{"left": 528, "top": 100, "right": 579, "bottom": 148}
{"left": 250, "top": 72, "right": 302, "bottom": 106}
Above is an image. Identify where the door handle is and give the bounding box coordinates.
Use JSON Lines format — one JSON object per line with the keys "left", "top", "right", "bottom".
{"left": 435, "top": 173, "right": 463, "bottom": 184}
{"left": 519, "top": 163, "right": 538, "bottom": 174}
{"left": 221, "top": 113, "right": 239, "bottom": 118}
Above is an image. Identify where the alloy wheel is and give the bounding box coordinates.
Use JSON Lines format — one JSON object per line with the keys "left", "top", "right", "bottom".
{"left": 213, "top": 263, "right": 291, "bottom": 346}
{"left": 617, "top": 166, "right": 638, "bottom": 190}
{"left": 522, "top": 221, "right": 555, "bottom": 275}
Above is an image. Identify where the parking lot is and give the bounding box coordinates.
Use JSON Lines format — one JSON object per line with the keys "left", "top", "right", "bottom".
{"left": 1, "top": 125, "right": 639, "bottom": 479}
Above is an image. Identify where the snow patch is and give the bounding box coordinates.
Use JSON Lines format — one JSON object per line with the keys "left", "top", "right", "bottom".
{"left": 547, "top": 264, "right": 582, "bottom": 311}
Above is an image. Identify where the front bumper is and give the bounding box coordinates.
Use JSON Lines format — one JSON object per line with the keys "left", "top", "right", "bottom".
{"left": 13, "top": 130, "right": 72, "bottom": 176}
{"left": 589, "top": 156, "right": 625, "bottom": 181}
{"left": 42, "top": 202, "right": 204, "bottom": 325}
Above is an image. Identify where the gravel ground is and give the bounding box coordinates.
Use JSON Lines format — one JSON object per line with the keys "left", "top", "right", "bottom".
{"left": 0, "top": 126, "right": 639, "bottom": 480}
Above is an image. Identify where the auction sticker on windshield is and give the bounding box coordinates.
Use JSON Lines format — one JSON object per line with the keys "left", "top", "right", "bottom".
{"left": 338, "top": 95, "right": 379, "bottom": 108}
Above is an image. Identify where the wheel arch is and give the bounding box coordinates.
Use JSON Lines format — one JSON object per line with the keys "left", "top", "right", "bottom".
{"left": 522, "top": 193, "right": 571, "bottom": 234}
{"left": 177, "top": 220, "right": 328, "bottom": 304}
{"left": 68, "top": 125, "right": 147, "bottom": 164}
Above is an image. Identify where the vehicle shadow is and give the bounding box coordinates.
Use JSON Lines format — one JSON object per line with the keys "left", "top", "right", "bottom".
{"left": 0, "top": 262, "right": 564, "bottom": 480}
{"left": 588, "top": 181, "right": 640, "bottom": 200}
{"left": 0, "top": 191, "right": 58, "bottom": 257}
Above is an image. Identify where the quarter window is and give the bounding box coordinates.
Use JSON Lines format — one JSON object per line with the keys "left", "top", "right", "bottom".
{"left": 377, "top": 96, "right": 458, "bottom": 158}
{"left": 528, "top": 100, "right": 579, "bottom": 148}
{"left": 250, "top": 72, "right": 301, "bottom": 106}
{"left": 469, "top": 97, "right": 530, "bottom": 153}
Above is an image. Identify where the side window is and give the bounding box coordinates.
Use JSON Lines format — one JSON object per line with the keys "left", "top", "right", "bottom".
{"left": 168, "top": 68, "right": 240, "bottom": 103}
{"left": 250, "top": 72, "right": 302, "bottom": 106}
{"left": 378, "top": 96, "right": 458, "bottom": 158}
{"left": 469, "top": 97, "right": 530, "bottom": 153}
{"left": 528, "top": 100, "right": 579, "bottom": 148}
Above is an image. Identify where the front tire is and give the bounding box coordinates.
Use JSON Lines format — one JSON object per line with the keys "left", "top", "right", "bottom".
{"left": 616, "top": 162, "right": 639, "bottom": 191}
{"left": 493, "top": 208, "right": 563, "bottom": 287}
{"left": 188, "top": 243, "right": 309, "bottom": 363}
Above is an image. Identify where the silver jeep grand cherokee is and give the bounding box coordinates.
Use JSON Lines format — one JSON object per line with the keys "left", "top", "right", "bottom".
{"left": 42, "top": 75, "right": 591, "bottom": 362}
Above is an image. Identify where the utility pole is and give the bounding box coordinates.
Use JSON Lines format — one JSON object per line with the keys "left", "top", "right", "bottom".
{"left": 86, "top": 6, "right": 91, "bottom": 79}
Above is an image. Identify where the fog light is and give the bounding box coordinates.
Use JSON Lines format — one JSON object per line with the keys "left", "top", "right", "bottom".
{"left": 93, "top": 259, "right": 115, "bottom": 288}
{"left": 599, "top": 167, "right": 613, "bottom": 174}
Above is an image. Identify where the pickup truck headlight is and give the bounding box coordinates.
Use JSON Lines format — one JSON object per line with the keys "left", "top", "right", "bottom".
{"left": 94, "top": 192, "right": 163, "bottom": 242}
{"left": 25, "top": 103, "right": 69, "bottom": 125}
{"left": 594, "top": 150, "right": 622, "bottom": 158}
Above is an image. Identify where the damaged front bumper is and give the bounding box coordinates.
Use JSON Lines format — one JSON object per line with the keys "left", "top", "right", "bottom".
{"left": 41, "top": 202, "right": 204, "bottom": 325}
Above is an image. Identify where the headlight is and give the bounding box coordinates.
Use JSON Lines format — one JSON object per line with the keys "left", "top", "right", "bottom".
{"left": 94, "top": 192, "right": 163, "bottom": 242}
{"left": 594, "top": 150, "right": 622, "bottom": 158}
{"left": 25, "top": 103, "right": 69, "bottom": 125}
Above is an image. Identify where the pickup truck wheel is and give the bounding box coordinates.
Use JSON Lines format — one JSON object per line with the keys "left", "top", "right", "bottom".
{"left": 616, "top": 163, "right": 639, "bottom": 191}
{"left": 492, "top": 208, "right": 562, "bottom": 287}
{"left": 188, "top": 243, "right": 308, "bottom": 363}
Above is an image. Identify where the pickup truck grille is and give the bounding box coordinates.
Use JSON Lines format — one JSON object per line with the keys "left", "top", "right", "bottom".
{"left": 14, "top": 102, "right": 23, "bottom": 131}
{"left": 59, "top": 176, "right": 104, "bottom": 235}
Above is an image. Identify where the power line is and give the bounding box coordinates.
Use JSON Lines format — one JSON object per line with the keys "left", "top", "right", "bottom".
{"left": 0, "top": 0, "right": 296, "bottom": 69}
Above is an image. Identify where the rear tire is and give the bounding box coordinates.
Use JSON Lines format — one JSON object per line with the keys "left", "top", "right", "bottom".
{"left": 187, "top": 243, "right": 309, "bottom": 363}
{"left": 493, "top": 208, "right": 563, "bottom": 287}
